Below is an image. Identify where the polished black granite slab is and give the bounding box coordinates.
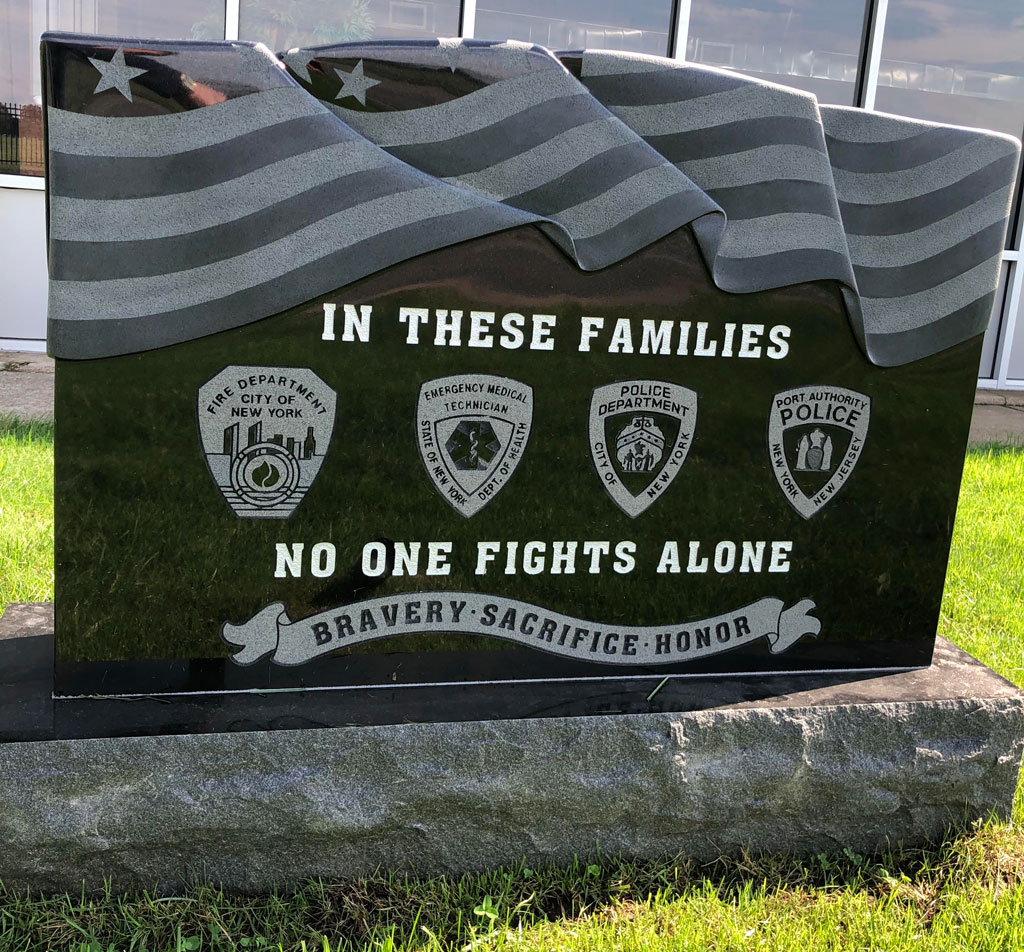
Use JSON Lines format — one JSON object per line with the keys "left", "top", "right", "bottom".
{"left": 52, "top": 227, "right": 980, "bottom": 697}
{"left": 43, "top": 35, "right": 1004, "bottom": 706}
{"left": 5, "top": 604, "right": 1021, "bottom": 744}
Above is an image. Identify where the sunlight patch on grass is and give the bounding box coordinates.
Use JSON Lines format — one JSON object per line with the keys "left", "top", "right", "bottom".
{"left": 0, "top": 417, "right": 53, "bottom": 614}
{"left": 940, "top": 443, "right": 1024, "bottom": 688}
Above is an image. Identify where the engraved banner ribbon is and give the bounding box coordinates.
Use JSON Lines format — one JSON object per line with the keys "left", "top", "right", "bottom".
{"left": 223, "top": 592, "right": 820, "bottom": 667}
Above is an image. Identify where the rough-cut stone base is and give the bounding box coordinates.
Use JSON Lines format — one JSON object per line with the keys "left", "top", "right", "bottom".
{"left": 3, "top": 696, "right": 1022, "bottom": 893}
{"left": 0, "top": 611, "right": 1022, "bottom": 891}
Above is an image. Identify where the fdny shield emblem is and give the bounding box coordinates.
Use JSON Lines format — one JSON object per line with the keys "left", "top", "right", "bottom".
{"left": 768, "top": 385, "right": 870, "bottom": 519}
{"left": 416, "top": 374, "right": 533, "bottom": 517}
{"left": 589, "top": 380, "right": 697, "bottom": 518}
{"left": 197, "top": 366, "right": 336, "bottom": 519}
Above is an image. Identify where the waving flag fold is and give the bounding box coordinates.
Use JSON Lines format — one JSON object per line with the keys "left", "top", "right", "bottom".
{"left": 43, "top": 34, "right": 1020, "bottom": 366}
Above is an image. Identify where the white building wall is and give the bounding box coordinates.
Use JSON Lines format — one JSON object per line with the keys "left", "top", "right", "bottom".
{"left": 0, "top": 184, "right": 47, "bottom": 351}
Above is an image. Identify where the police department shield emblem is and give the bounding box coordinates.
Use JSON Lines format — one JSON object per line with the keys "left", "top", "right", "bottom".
{"left": 197, "top": 366, "right": 336, "bottom": 519}
{"left": 768, "top": 385, "right": 870, "bottom": 519}
{"left": 416, "top": 374, "right": 533, "bottom": 517}
{"left": 589, "top": 380, "right": 697, "bottom": 518}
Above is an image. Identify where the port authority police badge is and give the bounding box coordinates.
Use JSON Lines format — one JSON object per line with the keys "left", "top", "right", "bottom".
{"left": 589, "top": 380, "right": 698, "bottom": 518}
{"left": 416, "top": 374, "right": 533, "bottom": 517}
{"left": 197, "top": 366, "right": 336, "bottom": 519}
{"left": 768, "top": 385, "right": 870, "bottom": 519}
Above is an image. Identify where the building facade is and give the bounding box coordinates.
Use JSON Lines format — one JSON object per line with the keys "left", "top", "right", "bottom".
{"left": 3, "top": 0, "right": 1023, "bottom": 387}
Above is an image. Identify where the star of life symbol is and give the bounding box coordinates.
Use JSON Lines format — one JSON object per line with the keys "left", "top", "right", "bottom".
{"left": 447, "top": 420, "right": 501, "bottom": 470}
{"left": 416, "top": 374, "right": 533, "bottom": 517}
{"left": 589, "top": 380, "right": 697, "bottom": 518}
{"left": 197, "top": 366, "right": 336, "bottom": 519}
{"left": 768, "top": 385, "right": 870, "bottom": 519}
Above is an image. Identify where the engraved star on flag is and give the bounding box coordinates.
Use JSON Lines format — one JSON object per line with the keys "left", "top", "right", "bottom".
{"left": 88, "top": 47, "right": 147, "bottom": 102}
{"left": 334, "top": 60, "right": 380, "bottom": 105}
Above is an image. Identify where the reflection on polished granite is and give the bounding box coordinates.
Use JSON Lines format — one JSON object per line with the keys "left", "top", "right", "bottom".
{"left": 2, "top": 603, "right": 1021, "bottom": 744}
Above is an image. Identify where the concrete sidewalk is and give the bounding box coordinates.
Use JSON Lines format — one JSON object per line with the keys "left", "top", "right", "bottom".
{"left": 1, "top": 349, "right": 1023, "bottom": 444}
{"left": 0, "top": 351, "right": 53, "bottom": 423}
{"left": 971, "top": 389, "right": 1024, "bottom": 444}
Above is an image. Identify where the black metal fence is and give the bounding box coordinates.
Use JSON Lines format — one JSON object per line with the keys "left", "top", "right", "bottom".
{"left": 0, "top": 102, "right": 44, "bottom": 177}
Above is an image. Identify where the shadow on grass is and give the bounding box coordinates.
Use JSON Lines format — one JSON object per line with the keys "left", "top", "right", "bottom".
{"left": 0, "top": 818, "right": 1020, "bottom": 950}
{"left": 0, "top": 415, "right": 53, "bottom": 443}
{"left": 301, "top": 819, "right": 1023, "bottom": 943}
{"left": 968, "top": 440, "right": 1024, "bottom": 458}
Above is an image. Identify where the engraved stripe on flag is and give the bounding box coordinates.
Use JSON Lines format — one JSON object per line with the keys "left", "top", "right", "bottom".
{"left": 45, "top": 86, "right": 325, "bottom": 157}
{"left": 605, "top": 83, "right": 821, "bottom": 137}
{"left": 47, "top": 204, "right": 534, "bottom": 359}
{"left": 830, "top": 136, "right": 1018, "bottom": 203}
{"left": 821, "top": 105, "right": 975, "bottom": 143}
{"left": 578, "top": 61, "right": 753, "bottom": 104}
{"left": 47, "top": 112, "right": 351, "bottom": 200}
{"left": 444, "top": 116, "right": 632, "bottom": 200}
{"left": 705, "top": 180, "right": 842, "bottom": 221}
{"left": 844, "top": 189, "right": 1012, "bottom": 268}
{"left": 859, "top": 254, "right": 1005, "bottom": 333}
{"left": 864, "top": 293, "right": 997, "bottom": 367}
{"left": 824, "top": 126, "right": 994, "bottom": 173}
{"left": 329, "top": 68, "right": 588, "bottom": 147}
{"left": 383, "top": 95, "right": 613, "bottom": 178}
{"left": 50, "top": 165, "right": 434, "bottom": 281}
{"left": 677, "top": 145, "right": 837, "bottom": 190}
{"left": 553, "top": 164, "right": 691, "bottom": 240}
{"left": 835, "top": 156, "right": 1018, "bottom": 235}
{"left": 643, "top": 116, "right": 828, "bottom": 164}
{"left": 853, "top": 221, "right": 1008, "bottom": 298}
{"left": 712, "top": 213, "right": 850, "bottom": 260}
{"left": 49, "top": 139, "right": 395, "bottom": 242}
{"left": 708, "top": 248, "right": 858, "bottom": 293}
{"left": 48, "top": 186, "right": 507, "bottom": 320}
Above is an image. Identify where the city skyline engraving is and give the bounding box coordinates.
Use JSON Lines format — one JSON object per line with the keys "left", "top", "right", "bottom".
{"left": 197, "top": 366, "right": 337, "bottom": 519}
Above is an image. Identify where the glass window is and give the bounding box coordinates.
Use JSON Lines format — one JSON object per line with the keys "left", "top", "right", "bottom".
{"left": 875, "top": 1, "right": 1024, "bottom": 248}
{"left": 979, "top": 261, "right": 1008, "bottom": 378}
{"left": 48, "top": 0, "right": 224, "bottom": 38}
{"left": 1005, "top": 266, "right": 1024, "bottom": 380}
{"left": 475, "top": 0, "right": 673, "bottom": 56}
{"left": 239, "top": 0, "right": 461, "bottom": 51}
{"left": 685, "top": 0, "right": 870, "bottom": 105}
{"left": 1, "top": 0, "right": 47, "bottom": 176}
{"left": 1, "top": 0, "right": 225, "bottom": 178}
{"left": 875, "top": 0, "right": 1024, "bottom": 139}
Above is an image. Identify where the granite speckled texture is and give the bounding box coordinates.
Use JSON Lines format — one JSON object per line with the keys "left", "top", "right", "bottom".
{"left": 1, "top": 642, "right": 1021, "bottom": 892}
{"left": 44, "top": 35, "right": 1020, "bottom": 365}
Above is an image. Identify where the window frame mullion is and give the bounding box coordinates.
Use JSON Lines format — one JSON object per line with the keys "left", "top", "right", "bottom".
{"left": 460, "top": 0, "right": 477, "bottom": 38}
{"left": 225, "top": 0, "right": 239, "bottom": 40}
{"left": 855, "top": 0, "right": 888, "bottom": 109}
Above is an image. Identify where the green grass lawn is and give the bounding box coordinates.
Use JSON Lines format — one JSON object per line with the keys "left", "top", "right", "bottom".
{"left": 942, "top": 444, "right": 1024, "bottom": 688}
{"left": 0, "top": 418, "right": 52, "bottom": 609}
{"left": 1, "top": 424, "right": 1022, "bottom": 951}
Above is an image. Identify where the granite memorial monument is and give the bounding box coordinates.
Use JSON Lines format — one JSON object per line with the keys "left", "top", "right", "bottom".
{"left": 38, "top": 34, "right": 1019, "bottom": 705}
{"left": 0, "top": 32, "right": 1020, "bottom": 890}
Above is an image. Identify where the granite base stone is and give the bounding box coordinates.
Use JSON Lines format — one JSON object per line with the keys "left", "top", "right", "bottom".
{"left": 1, "top": 726, "right": 1021, "bottom": 893}
{"left": 0, "top": 685, "right": 1021, "bottom": 891}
